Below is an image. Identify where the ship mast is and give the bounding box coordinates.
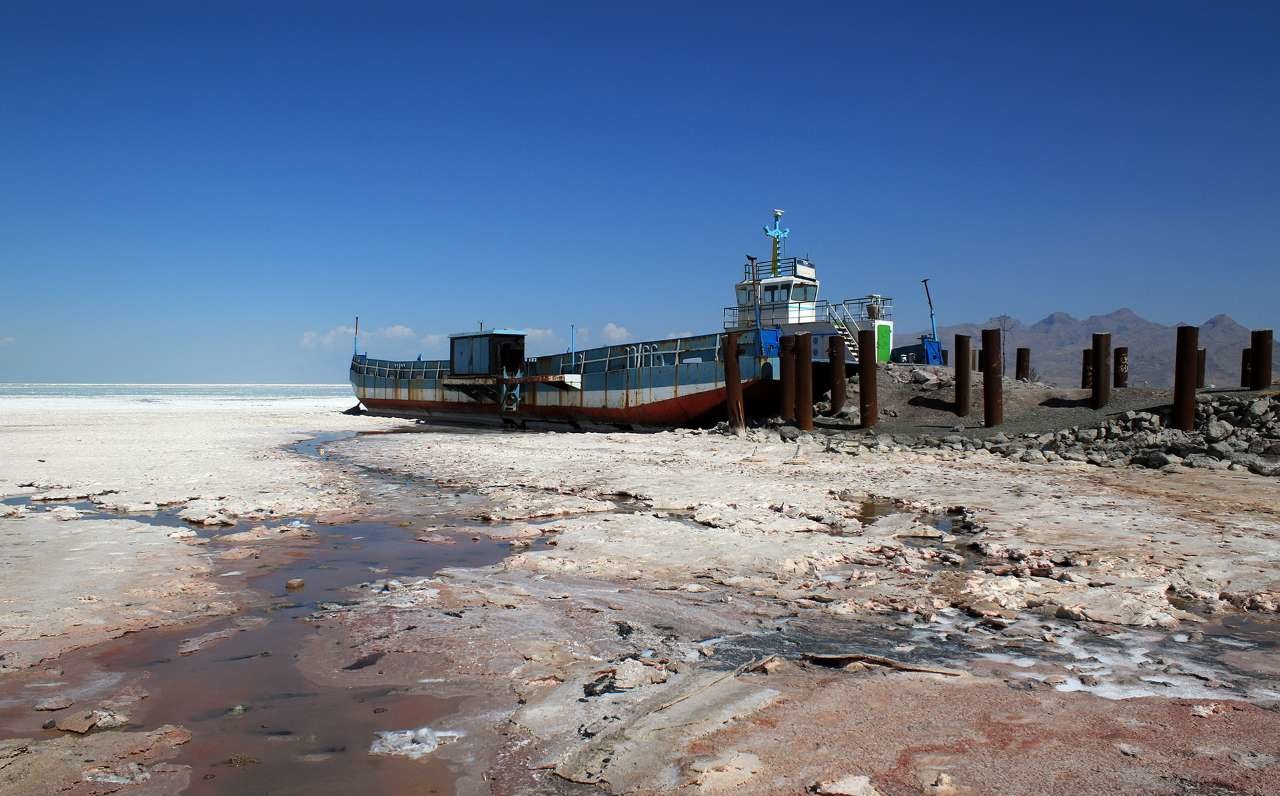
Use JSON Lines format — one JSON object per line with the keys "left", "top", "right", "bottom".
{"left": 764, "top": 209, "right": 789, "bottom": 277}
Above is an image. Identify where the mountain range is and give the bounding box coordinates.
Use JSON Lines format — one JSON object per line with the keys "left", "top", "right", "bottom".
{"left": 906, "top": 309, "right": 1277, "bottom": 388}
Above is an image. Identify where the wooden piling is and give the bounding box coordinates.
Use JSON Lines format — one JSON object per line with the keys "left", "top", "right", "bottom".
{"left": 1241, "top": 348, "right": 1252, "bottom": 388}
{"left": 1081, "top": 349, "right": 1093, "bottom": 389}
{"left": 954, "top": 334, "right": 971, "bottom": 418}
{"left": 1114, "top": 347, "right": 1129, "bottom": 388}
{"left": 1196, "top": 348, "right": 1207, "bottom": 389}
{"left": 1250, "top": 330, "right": 1274, "bottom": 390}
{"left": 1173, "top": 325, "right": 1198, "bottom": 432}
{"left": 982, "top": 328, "right": 1003, "bottom": 427}
{"left": 828, "top": 335, "right": 847, "bottom": 415}
{"left": 796, "top": 333, "right": 814, "bottom": 432}
{"left": 722, "top": 332, "right": 745, "bottom": 434}
{"left": 779, "top": 335, "right": 796, "bottom": 422}
{"left": 859, "top": 329, "right": 878, "bottom": 428}
{"left": 1092, "top": 333, "right": 1111, "bottom": 410}
{"left": 1015, "top": 347, "right": 1030, "bottom": 381}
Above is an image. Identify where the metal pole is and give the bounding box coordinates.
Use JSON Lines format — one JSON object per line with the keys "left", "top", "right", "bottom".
{"left": 779, "top": 335, "right": 796, "bottom": 422}
{"left": 1015, "top": 347, "right": 1030, "bottom": 381}
{"left": 858, "top": 329, "right": 877, "bottom": 428}
{"left": 954, "top": 334, "right": 971, "bottom": 417}
{"left": 978, "top": 348, "right": 987, "bottom": 373}
{"left": 1196, "top": 348, "right": 1207, "bottom": 389}
{"left": 1241, "top": 348, "right": 1252, "bottom": 388}
{"left": 1092, "top": 333, "right": 1111, "bottom": 410}
{"left": 723, "top": 332, "right": 745, "bottom": 435}
{"left": 1081, "top": 349, "right": 1093, "bottom": 389}
{"left": 828, "top": 335, "right": 847, "bottom": 415}
{"left": 796, "top": 333, "right": 814, "bottom": 432}
{"left": 1250, "top": 330, "right": 1273, "bottom": 391}
{"left": 1173, "top": 325, "right": 1198, "bottom": 431}
{"left": 982, "top": 328, "right": 1002, "bottom": 427}
{"left": 1114, "top": 346, "right": 1129, "bottom": 388}
{"left": 971, "top": 349, "right": 978, "bottom": 372}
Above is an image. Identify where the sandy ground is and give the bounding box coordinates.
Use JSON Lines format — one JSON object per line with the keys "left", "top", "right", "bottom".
{"left": 1, "top": 397, "right": 1278, "bottom": 795}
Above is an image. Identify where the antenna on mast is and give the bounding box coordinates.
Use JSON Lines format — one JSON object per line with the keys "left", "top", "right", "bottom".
{"left": 353, "top": 316, "right": 359, "bottom": 356}
{"left": 764, "top": 209, "right": 789, "bottom": 277}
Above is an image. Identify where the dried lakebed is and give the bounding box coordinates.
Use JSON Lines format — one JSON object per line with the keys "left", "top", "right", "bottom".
{"left": 2, "top": 425, "right": 1279, "bottom": 795}
{"left": 0, "top": 439, "right": 516, "bottom": 796}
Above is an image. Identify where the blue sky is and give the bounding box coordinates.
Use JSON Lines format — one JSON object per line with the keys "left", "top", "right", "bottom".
{"left": 2, "top": 1, "right": 1277, "bottom": 382}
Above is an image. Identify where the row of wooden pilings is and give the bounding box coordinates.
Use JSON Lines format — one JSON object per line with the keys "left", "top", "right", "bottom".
{"left": 723, "top": 327, "right": 1274, "bottom": 434}
{"left": 723, "top": 330, "right": 877, "bottom": 435}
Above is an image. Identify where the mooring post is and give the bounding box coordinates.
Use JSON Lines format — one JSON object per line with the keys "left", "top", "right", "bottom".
{"left": 1114, "top": 346, "right": 1129, "bottom": 388}
{"left": 1250, "top": 330, "right": 1274, "bottom": 391}
{"left": 858, "top": 329, "right": 878, "bottom": 428}
{"left": 978, "top": 348, "right": 987, "bottom": 373}
{"left": 982, "top": 328, "right": 1003, "bottom": 427}
{"left": 1173, "top": 325, "right": 1198, "bottom": 431}
{"left": 795, "top": 333, "right": 814, "bottom": 432}
{"left": 1241, "top": 348, "right": 1252, "bottom": 388}
{"left": 1092, "top": 333, "right": 1112, "bottom": 410}
{"left": 779, "top": 335, "right": 796, "bottom": 422}
{"left": 722, "top": 331, "right": 745, "bottom": 435}
{"left": 1015, "top": 347, "right": 1030, "bottom": 381}
{"left": 1196, "top": 348, "right": 1207, "bottom": 389}
{"left": 954, "top": 334, "right": 971, "bottom": 417}
{"left": 828, "top": 335, "right": 847, "bottom": 415}
{"left": 1081, "top": 349, "right": 1093, "bottom": 389}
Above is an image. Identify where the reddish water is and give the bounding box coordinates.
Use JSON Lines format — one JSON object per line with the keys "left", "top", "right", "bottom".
{"left": 0, "top": 516, "right": 508, "bottom": 796}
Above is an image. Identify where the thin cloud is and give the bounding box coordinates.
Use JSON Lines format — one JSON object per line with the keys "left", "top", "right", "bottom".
{"left": 602, "top": 322, "right": 631, "bottom": 343}
{"left": 301, "top": 323, "right": 418, "bottom": 349}
{"left": 382, "top": 324, "right": 417, "bottom": 339}
{"left": 300, "top": 325, "right": 355, "bottom": 349}
{"left": 0, "top": 336, "right": 15, "bottom": 346}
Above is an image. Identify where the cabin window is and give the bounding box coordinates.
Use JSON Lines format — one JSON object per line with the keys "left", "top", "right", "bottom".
{"left": 793, "top": 284, "right": 817, "bottom": 301}
{"left": 736, "top": 287, "right": 751, "bottom": 305}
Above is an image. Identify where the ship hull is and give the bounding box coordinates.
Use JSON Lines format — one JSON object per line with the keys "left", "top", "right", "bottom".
{"left": 350, "top": 331, "right": 776, "bottom": 429}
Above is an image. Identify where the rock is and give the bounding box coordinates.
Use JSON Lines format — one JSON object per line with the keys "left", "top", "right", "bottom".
{"left": 1117, "top": 743, "right": 1142, "bottom": 757}
{"left": 177, "top": 628, "right": 236, "bottom": 655}
{"left": 216, "top": 522, "right": 314, "bottom": 543}
{"left": 1206, "top": 419, "right": 1234, "bottom": 442}
{"left": 612, "top": 658, "right": 669, "bottom": 689}
{"left": 48, "top": 506, "right": 81, "bottom": 521}
{"left": 285, "top": 578, "right": 305, "bottom": 590}
{"left": 368, "top": 726, "right": 462, "bottom": 759}
{"left": 33, "top": 696, "right": 72, "bottom": 711}
{"left": 813, "top": 774, "right": 884, "bottom": 796}
{"left": 688, "top": 751, "right": 763, "bottom": 791}
{"left": 55, "top": 710, "right": 99, "bottom": 734}
{"left": 91, "top": 709, "right": 130, "bottom": 729}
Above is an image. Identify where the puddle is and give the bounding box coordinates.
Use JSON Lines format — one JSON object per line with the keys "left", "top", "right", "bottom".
{"left": 0, "top": 433, "right": 517, "bottom": 795}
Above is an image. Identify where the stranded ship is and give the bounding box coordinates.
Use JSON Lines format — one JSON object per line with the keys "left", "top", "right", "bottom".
{"left": 349, "top": 213, "right": 896, "bottom": 428}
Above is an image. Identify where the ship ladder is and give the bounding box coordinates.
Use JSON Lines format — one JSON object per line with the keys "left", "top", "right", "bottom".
{"left": 827, "top": 304, "right": 861, "bottom": 357}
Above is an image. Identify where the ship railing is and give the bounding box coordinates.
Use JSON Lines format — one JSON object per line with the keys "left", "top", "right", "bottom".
{"left": 740, "top": 256, "right": 815, "bottom": 282}
{"left": 543, "top": 333, "right": 736, "bottom": 376}
{"left": 723, "top": 296, "right": 894, "bottom": 330}
{"left": 353, "top": 357, "right": 450, "bottom": 380}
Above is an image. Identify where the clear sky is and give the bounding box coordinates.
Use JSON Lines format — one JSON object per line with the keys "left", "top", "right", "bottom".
{"left": 2, "top": 1, "right": 1277, "bottom": 382}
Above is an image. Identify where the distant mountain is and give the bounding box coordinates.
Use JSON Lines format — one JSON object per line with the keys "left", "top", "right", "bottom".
{"left": 907, "top": 309, "right": 1276, "bottom": 387}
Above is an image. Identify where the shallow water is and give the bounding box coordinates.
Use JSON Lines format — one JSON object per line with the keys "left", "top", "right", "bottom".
{"left": 0, "top": 429, "right": 516, "bottom": 795}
